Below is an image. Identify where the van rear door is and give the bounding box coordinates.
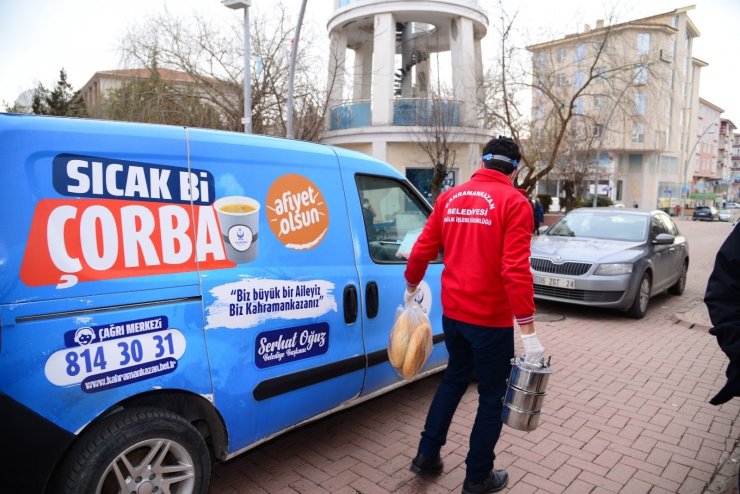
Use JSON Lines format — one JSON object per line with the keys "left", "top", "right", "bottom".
{"left": 186, "top": 129, "right": 365, "bottom": 453}
{"left": 0, "top": 116, "right": 213, "bottom": 491}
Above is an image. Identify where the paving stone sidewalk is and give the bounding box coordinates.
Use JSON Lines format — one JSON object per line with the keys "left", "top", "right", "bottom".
{"left": 208, "top": 221, "right": 739, "bottom": 494}
{"left": 675, "top": 299, "right": 740, "bottom": 494}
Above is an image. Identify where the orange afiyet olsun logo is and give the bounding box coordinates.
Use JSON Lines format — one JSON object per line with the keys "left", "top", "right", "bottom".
{"left": 266, "top": 174, "right": 329, "bottom": 250}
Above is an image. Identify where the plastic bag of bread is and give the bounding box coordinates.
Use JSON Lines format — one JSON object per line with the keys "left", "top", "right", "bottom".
{"left": 387, "top": 303, "right": 433, "bottom": 379}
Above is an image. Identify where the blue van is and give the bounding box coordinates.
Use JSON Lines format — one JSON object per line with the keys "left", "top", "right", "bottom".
{"left": 0, "top": 114, "right": 446, "bottom": 494}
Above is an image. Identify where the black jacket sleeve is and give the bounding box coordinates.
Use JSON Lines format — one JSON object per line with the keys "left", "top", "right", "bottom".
{"left": 705, "top": 225, "right": 740, "bottom": 405}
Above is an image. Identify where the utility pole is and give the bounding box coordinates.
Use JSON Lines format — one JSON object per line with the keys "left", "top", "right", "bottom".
{"left": 223, "top": 0, "right": 252, "bottom": 133}
{"left": 286, "top": 0, "right": 308, "bottom": 139}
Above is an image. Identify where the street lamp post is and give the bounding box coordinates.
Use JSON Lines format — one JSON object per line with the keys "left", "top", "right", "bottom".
{"left": 223, "top": 0, "right": 252, "bottom": 133}
{"left": 680, "top": 125, "right": 715, "bottom": 218}
{"left": 286, "top": 0, "right": 308, "bottom": 139}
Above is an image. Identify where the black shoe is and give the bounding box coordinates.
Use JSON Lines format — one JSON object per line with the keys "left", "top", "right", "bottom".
{"left": 461, "top": 469, "right": 508, "bottom": 494}
{"left": 410, "top": 453, "right": 443, "bottom": 476}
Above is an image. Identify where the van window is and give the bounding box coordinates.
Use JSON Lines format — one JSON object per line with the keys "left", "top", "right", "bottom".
{"left": 356, "top": 175, "right": 431, "bottom": 263}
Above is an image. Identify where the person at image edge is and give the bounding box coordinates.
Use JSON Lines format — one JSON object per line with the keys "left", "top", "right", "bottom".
{"left": 403, "top": 136, "right": 545, "bottom": 494}
{"left": 705, "top": 224, "right": 740, "bottom": 406}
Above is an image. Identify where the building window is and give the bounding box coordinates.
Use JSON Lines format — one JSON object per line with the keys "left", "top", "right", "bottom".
{"left": 573, "top": 97, "right": 584, "bottom": 115}
{"left": 632, "top": 122, "right": 646, "bottom": 143}
{"left": 555, "top": 73, "right": 568, "bottom": 87}
{"left": 593, "top": 123, "right": 603, "bottom": 138}
{"left": 558, "top": 47, "right": 568, "bottom": 62}
{"left": 672, "top": 15, "right": 679, "bottom": 28}
{"left": 637, "top": 33, "right": 650, "bottom": 56}
{"left": 593, "top": 95, "right": 605, "bottom": 111}
{"left": 535, "top": 104, "right": 545, "bottom": 119}
{"left": 536, "top": 52, "right": 548, "bottom": 69}
{"left": 634, "top": 93, "right": 647, "bottom": 115}
{"left": 575, "top": 43, "right": 585, "bottom": 63}
{"left": 406, "top": 168, "right": 456, "bottom": 204}
{"left": 573, "top": 70, "right": 585, "bottom": 90}
{"left": 634, "top": 65, "right": 648, "bottom": 85}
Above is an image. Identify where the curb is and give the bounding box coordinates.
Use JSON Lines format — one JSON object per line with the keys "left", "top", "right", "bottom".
{"left": 671, "top": 314, "right": 711, "bottom": 332}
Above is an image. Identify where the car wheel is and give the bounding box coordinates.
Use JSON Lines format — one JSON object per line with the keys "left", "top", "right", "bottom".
{"left": 627, "top": 272, "right": 651, "bottom": 319}
{"left": 668, "top": 260, "right": 688, "bottom": 295}
{"left": 55, "top": 407, "right": 211, "bottom": 494}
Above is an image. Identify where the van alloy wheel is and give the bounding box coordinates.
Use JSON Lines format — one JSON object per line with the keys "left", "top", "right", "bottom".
{"left": 56, "top": 408, "right": 210, "bottom": 494}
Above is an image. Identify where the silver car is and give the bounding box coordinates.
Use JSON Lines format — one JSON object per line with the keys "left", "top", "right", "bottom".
{"left": 530, "top": 208, "right": 689, "bottom": 318}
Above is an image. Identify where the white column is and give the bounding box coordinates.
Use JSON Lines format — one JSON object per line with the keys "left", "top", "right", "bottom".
{"left": 372, "top": 12, "right": 395, "bottom": 126}
{"left": 353, "top": 41, "right": 373, "bottom": 101}
{"left": 450, "top": 17, "right": 476, "bottom": 126}
{"left": 372, "top": 140, "right": 388, "bottom": 162}
{"left": 475, "top": 38, "right": 484, "bottom": 121}
{"left": 401, "top": 23, "right": 413, "bottom": 97}
{"left": 327, "top": 29, "right": 347, "bottom": 110}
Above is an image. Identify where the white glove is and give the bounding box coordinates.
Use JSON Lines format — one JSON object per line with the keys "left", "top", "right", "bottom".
{"left": 520, "top": 332, "right": 545, "bottom": 365}
{"left": 404, "top": 285, "right": 420, "bottom": 305}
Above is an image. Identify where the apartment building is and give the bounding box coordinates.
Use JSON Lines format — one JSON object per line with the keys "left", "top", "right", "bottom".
{"left": 78, "top": 68, "right": 205, "bottom": 118}
{"left": 731, "top": 132, "right": 740, "bottom": 203}
{"left": 527, "top": 6, "right": 703, "bottom": 211}
{"left": 716, "top": 118, "right": 737, "bottom": 204}
{"left": 688, "top": 98, "right": 723, "bottom": 205}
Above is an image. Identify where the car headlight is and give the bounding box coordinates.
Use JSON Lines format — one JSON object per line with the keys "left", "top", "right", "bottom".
{"left": 594, "top": 263, "right": 633, "bottom": 275}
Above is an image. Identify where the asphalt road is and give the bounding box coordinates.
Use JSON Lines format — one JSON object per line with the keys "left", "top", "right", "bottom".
{"left": 209, "top": 218, "right": 738, "bottom": 494}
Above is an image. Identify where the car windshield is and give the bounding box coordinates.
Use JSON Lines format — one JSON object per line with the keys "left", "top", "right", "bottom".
{"left": 547, "top": 211, "right": 648, "bottom": 241}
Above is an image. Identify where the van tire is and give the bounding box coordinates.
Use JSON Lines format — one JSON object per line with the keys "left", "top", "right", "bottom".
{"left": 55, "top": 407, "right": 210, "bottom": 494}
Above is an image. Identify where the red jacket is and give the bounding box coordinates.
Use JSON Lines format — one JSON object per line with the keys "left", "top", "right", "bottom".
{"left": 405, "top": 168, "right": 535, "bottom": 328}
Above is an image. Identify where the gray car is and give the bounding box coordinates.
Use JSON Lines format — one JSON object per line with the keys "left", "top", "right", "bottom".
{"left": 530, "top": 208, "right": 689, "bottom": 318}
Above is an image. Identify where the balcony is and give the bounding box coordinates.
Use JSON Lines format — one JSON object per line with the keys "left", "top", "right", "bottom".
{"left": 329, "top": 98, "right": 463, "bottom": 131}
{"left": 338, "top": 0, "right": 480, "bottom": 6}
{"left": 329, "top": 100, "right": 371, "bottom": 131}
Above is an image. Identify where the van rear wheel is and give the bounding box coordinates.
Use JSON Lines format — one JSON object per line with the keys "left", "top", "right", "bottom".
{"left": 56, "top": 407, "right": 210, "bottom": 494}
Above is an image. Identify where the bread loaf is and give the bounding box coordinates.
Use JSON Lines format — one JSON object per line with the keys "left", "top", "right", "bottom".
{"left": 400, "top": 322, "right": 432, "bottom": 379}
{"left": 388, "top": 308, "right": 432, "bottom": 379}
{"left": 388, "top": 310, "right": 411, "bottom": 368}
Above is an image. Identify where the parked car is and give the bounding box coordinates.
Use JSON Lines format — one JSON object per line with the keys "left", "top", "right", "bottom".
{"left": 692, "top": 206, "right": 719, "bottom": 221}
{"left": 530, "top": 208, "right": 689, "bottom": 319}
{"left": 719, "top": 209, "right": 732, "bottom": 222}
{"left": 725, "top": 202, "right": 740, "bottom": 209}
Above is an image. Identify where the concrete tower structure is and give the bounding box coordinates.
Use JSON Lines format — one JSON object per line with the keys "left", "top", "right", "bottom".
{"left": 321, "top": 0, "right": 492, "bottom": 200}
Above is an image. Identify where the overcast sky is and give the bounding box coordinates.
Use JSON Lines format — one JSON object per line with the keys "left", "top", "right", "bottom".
{"left": 1, "top": 0, "right": 738, "bottom": 122}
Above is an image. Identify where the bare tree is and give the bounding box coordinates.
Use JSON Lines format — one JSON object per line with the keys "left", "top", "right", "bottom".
{"left": 408, "top": 90, "right": 460, "bottom": 204}
{"left": 114, "top": 3, "right": 333, "bottom": 140}
{"left": 481, "top": 3, "right": 666, "bottom": 209}
{"left": 102, "top": 62, "right": 225, "bottom": 128}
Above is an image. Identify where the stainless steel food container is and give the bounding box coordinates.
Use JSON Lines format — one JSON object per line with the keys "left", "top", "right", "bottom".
{"left": 504, "top": 385, "right": 546, "bottom": 410}
{"left": 502, "top": 356, "right": 552, "bottom": 431}
{"left": 502, "top": 402, "right": 541, "bottom": 431}
{"left": 508, "top": 358, "right": 552, "bottom": 394}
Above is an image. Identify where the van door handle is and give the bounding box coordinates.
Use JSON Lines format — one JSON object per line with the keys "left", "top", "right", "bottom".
{"left": 365, "top": 281, "right": 379, "bottom": 318}
{"left": 344, "top": 285, "right": 358, "bottom": 324}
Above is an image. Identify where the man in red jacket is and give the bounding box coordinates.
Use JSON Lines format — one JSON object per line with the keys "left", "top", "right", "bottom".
{"left": 404, "top": 136, "right": 544, "bottom": 494}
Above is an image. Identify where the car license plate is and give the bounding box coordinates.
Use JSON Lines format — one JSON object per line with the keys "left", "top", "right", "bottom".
{"left": 534, "top": 275, "right": 575, "bottom": 289}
